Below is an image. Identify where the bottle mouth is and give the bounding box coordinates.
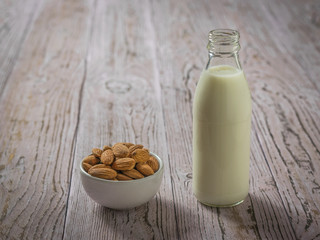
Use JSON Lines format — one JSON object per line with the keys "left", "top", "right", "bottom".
{"left": 207, "top": 29, "right": 240, "bottom": 55}
{"left": 208, "top": 29, "right": 239, "bottom": 44}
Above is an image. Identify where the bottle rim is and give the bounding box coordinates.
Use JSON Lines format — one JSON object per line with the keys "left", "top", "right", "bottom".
{"left": 207, "top": 29, "right": 240, "bottom": 55}
{"left": 208, "top": 29, "right": 239, "bottom": 44}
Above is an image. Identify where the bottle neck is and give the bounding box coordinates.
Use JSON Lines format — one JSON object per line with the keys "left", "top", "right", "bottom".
{"left": 206, "top": 52, "right": 241, "bottom": 70}
{"left": 206, "top": 29, "right": 242, "bottom": 70}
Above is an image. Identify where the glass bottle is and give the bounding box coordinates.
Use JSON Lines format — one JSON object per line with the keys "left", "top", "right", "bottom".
{"left": 192, "top": 29, "right": 252, "bottom": 207}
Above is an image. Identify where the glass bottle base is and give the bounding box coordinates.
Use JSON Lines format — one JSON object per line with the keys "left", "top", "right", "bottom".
{"left": 198, "top": 199, "right": 245, "bottom": 208}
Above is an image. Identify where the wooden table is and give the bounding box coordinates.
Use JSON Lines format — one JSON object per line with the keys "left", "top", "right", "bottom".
{"left": 1, "top": 0, "right": 320, "bottom": 239}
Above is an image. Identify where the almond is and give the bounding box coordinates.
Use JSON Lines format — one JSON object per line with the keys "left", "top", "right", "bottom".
{"left": 136, "top": 163, "right": 154, "bottom": 176}
{"left": 101, "top": 149, "right": 114, "bottom": 165}
{"left": 146, "top": 156, "right": 159, "bottom": 172}
{"left": 142, "top": 148, "right": 149, "bottom": 153}
{"left": 103, "top": 145, "right": 112, "bottom": 151}
{"left": 122, "top": 142, "right": 134, "bottom": 148}
{"left": 128, "top": 144, "right": 144, "bottom": 156}
{"left": 90, "top": 164, "right": 110, "bottom": 170}
{"left": 112, "top": 158, "right": 135, "bottom": 170}
{"left": 122, "top": 169, "right": 144, "bottom": 179}
{"left": 116, "top": 173, "right": 134, "bottom": 181}
{"left": 88, "top": 168, "right": 117, "bottom": 180}
{"left": 132, "top": 149, "right": 149, "bottom": 164}
{"left": 83, "top": 155, "right": 100, "bottom": 165}
{"left": 92, "top": 148, "right": 103, "bottom": 158}
{"left": 112, "top": 143, "right": 129, "bottom": 158}
{"left": 82, "top": 162, "right": 92, "bottom": 172}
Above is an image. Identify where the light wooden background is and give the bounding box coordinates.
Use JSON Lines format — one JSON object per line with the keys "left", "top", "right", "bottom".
{"left": 0, "top": 0, "right": 320, "bottom": 239}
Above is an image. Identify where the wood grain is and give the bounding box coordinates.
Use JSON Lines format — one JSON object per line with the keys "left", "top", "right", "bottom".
{"left": 0, "top": 0, "right": 92, "bottom": 238}
{"left": 63, "top": 0, "right": 177, "bottom": 239}
{"left": 0, "top": 0, "right": 319, "bottom": 239}
{"left": 261, "top": 0, "right": 320, "bottom": 91}
{"left": 0, "top": 0, "right": 40, "bottom": 96}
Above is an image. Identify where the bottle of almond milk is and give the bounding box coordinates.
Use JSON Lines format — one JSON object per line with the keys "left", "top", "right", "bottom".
{"left": 192, "top": 29, "right": 251, "bottom": 207}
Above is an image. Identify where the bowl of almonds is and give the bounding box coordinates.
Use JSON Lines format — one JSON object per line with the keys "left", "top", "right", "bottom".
{"left": 80, "top": 142, "right": 164, "bottom": 210}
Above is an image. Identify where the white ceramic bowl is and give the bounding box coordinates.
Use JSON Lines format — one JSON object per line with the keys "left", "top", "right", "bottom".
{"left": 80, "top": 152, "right": 164, "bottom": 210}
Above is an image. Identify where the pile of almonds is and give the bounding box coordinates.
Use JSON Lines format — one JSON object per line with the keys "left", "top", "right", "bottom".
{"left": 82, "top": 143, "right": 159, "bottom": 181}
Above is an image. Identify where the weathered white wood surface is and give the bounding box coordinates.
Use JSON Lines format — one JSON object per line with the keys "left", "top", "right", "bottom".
{"left": 0, "top": 0, "right": 319, "bottom": 239}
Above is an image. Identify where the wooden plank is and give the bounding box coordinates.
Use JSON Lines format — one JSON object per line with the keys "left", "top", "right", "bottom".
{"left": 150, "top": 0, "right": 320, "bottom": 239}
{"left": 259, "top": 0, "right": 320, "bottom": 91}
{"left": 0, "top": 0, "right": 93, "bottom": 238}
{"left": 0, "top": 0, "right": 40, "bottom": 96}
{"left": 63, "top": 0, "right": 177, "bottom": 239}
{"left": 236, "top": 1, "right": 320, "bottom": 238}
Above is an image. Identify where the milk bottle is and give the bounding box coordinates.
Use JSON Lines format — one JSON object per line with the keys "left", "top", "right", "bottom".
{"left": 192, "top": 29, "right": 252, "bottom": 207}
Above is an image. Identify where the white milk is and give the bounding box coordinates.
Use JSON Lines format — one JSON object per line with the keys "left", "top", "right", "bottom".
{"left": 192, "top": 65, "right": 251, "bottom": 206}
